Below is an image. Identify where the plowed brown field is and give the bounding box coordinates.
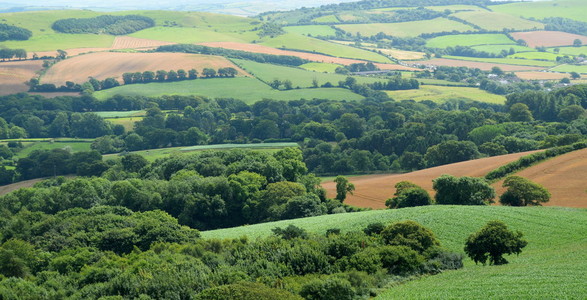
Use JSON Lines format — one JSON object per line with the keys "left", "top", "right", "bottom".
{"left": 423, "top": 58, "right": 544, "bottom": 71}
{"left": 515, "top": 71, "right": 569, "bottom": 80}
{"left": 511, "top": 31, "right": 587, "bottom": 48}
{"left": 41, "top": 52, "right": 250, "bottom": 85}
{"left": 322, "top": 151, "right": 538, "bottom": 209}
{"left": 198, "top": 42, "right": 418, "bottom": 70}
{"left": 0, "top": 60, "right": 44, "bottom": 95}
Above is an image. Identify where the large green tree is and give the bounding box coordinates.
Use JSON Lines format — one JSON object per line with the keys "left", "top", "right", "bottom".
{"left": 499, "top": 176, "right": 550, "bottom": 206}
{"left": 465, "top": 220, "right": 527, "bottom": 265}
{"left": 433, "top": 175, "right": 495, "bottom": 205}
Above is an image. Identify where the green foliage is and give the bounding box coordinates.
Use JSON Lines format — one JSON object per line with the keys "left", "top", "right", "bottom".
{"left": 0, "top": 23, "right": 32, "bottom": 41}
{"left": 334, "top": 176, "right": 354, "bottom": 202}
{"left": 464, "top": 220, "right": 527, "bottom": 265}
{"left": 299, "top": 277, "right": 355, "bottom": 300}
{"left": 386, "top": 181, "right": 432, "bottom": 209}
{"left": 380, "top": 220, "right": 440, "bottom": 254}
{"left": 500, "top": 176, "right": 550, "bottom": 206}
{"left": 378, "top": 245, "right": 424, "bottom": 275}
{"left": 272, "top": 225, "right": 308, "bottom": 240}
{"left": 509, "top": 103, "right": 534, "bottom": 122}
{"left": 196, "top": 282, "right": 302, "bottom": 300}
{"left": 425, "top": 140, "right": 480, "bottom": 167}
{"left": 52, "top": 15, "right": 155, "bottom": 35}
{"left": 433, "top": 175, "right": 495, "bottom": 205}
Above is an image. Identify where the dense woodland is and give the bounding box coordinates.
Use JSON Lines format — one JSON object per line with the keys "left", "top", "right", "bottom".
{"left": 0, "top": 23, "right": 31, "bottom": 41}
{"left": 52, "top": 15, "right": 155, "bottom": 35}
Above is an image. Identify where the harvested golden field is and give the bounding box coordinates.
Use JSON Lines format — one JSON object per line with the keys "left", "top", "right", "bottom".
{"left": 41, "top": 52, "right": 249, "bottom": 85}
{"left": 515, "top": 71, "right": 569, "bottom": 80}
{"left": 510, "top": 31, "right": 587, "bottom": 48}
{"left": 0, "top": 60, "right": 44, "bottom": 95}
{"left": 423, "top": 58, "right": 544, "bottom": 71}
{"left": 377, "top": 48, "right": 426, "bottom": 60}
{"left": 197, "top": 41, "right": 418, "bottom": 70}
{"left": 322, "top": 151, "right": 538, "bottom": 209}
{"left": 494, "top": 148, "right": 587, "bottom": 208}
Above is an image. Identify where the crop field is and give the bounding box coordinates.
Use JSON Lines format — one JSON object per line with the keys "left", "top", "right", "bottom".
{"left": 492, "top": 0, "right": 587, "bottom": 22}
{"left": 451, "top": 11, "right": 544, "bottom": 31}
{"left": 510, "top": 31, "right": 587, "bottom": 48}
{"left": 284, "top": 25, "right": 338, "bottom": 36}
{"left": 41, "top": 52, "right": 249, "bottom": 85}
{"left": 508, "top": 51, "right": 564, "bottom": 61}
{"left": 387, "top": 85, "right": 506, "bottom": 104}
{"left": 93, "top": 77, "right": 364, "bottom": 103}
{"left": 322, "top": 150, "right": 537, "bottom": 209}
{"left": 233, "top": 59, "right": 384, "bottom": 88}
{"left": 471, "top": 44, "right": 535, "bottom": 55}
{"left": 426, "top": 34, "right": 515, "bottom": 48}
{"left": 299, "top": 62, "right": 341, "bottom": 73}
{"left": 514, "top": 71, "right": 569, "bottom": 80}
{"left": 443, "top": 56, "right": 557, "bottom": 67}
{"left": 130, "top": 27, "right": 256, "bottom": 44}
{"left": 336, "top": 18, "right": 475, "bottom": 38}
{"left": 423, "top": 58, "right": 546, "bottom": 71}
{"left": 260, "top": 33, "right": 392, "bottom": 63}
{"left": 551, "top": 64, "right": 587, "bottom": 74}
{"left": 0, "top": 60, "right": 44, "bottom": 95}
{"left": 551, "top": 46, "right": 587, "bottom": 56}
{"left": 376, "top": 48, "right": 426, "bottom": 60}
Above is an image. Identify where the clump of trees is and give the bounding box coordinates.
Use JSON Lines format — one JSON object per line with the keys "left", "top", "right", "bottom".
{"left": 386, "top": 181, "right": 432, "bottom": 209}
{"left": 500, "top": 176, "right": 550, "bottom": 206}
{"left": 0, "top": 48, "right": 27, "bottom": 61}
{"left": 433, "top": 175, "right": 495, "bottom": 205}
{"left": 465, "top": 220, "right": 527, "bottom": 265}
{"left": 121, "top": 67, "right": 237, "bottom": 85}
{"left": 52, "top": 15, "right": 155, "bottom": 35}
{"left": 0, "top": 23, "right": 32, "bottom": 41}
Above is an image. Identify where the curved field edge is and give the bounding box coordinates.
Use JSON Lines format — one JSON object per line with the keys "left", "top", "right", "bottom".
{"left": 202, "top": 206, "right": 587, "bottom": 299}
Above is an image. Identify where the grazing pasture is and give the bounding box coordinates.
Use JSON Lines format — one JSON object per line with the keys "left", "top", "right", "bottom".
{"left": 451, "top": 11, "right": 544, "bottom": 31}
{"left": 551, "top": 46, "right": 587, "bottom": 56}
{"left": 492, "top": 0, "right": 587, "bottom": 22}
{"left": 422, "top": 58, "right": 546, "bottom": 71}
{"left": 284, "top": 25, "right": 338, "bottom": 36}
{"left": 426, "top": 34, "right": 515, "bottom": 48}
{"left": 130, "top": 27, "right": 257, "bottom": 44}
{"left": 508, "top": 51, "right": 564, "bottom": 61}
{"left": 299, "top": 62, "right": 341, "bottom": 73}
{"left": 0, "top": 60, "right": 44, "bottom": 95}
{"left": 443, "top": 56, "right": 557, "bottom": 67}
{"left": 510, "top": 31, "right": 587, "bottom": 48}
{"left": 41, "top": 52, "right": 249, "bottom": 85}
{"left": 387, "top": 85, "right": 506, "bottom": 104}
{"left": 312, "top": 15, "right": 339, "bottom": 23}
{"left": 471, "top": 44, "right": 535, "bottom": 55}
{"left": 551, "top": 64, "right": 587, "bottom": 74}
{"left": 336, "top": 18, "right": 475, "bottom": 38}
{"left": 0, "top": 34, "right": 115, "bottom": 52}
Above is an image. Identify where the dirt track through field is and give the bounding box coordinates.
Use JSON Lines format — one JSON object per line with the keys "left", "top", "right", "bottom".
{"left": 198, "top": 41, "right": 418, "bottom": 70}
{"left": 322, "top": 151, "right": 538, "bottom": 209}
{"left": 0, "top": 60, "right": 44, "bottom": 95}
{"left": 511, "top": 31, "right": 587, "bottom": 48}
{"left": 42, "top": 52, "right": 250, "bottom": 85}
{"left": 422, "top": 58, "right": 544, "bottom": 71}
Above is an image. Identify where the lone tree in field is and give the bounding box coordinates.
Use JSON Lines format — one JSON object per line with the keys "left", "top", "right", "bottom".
{"left": 386, "top": 181, "right": 432, "bottom": 209}
{"left": 499, "top": 176, "right": 550, "bottom": 206}
{"left": 465, "top": 220, "right": 527, "bottom": 265}
{"left": 334, "top": 175, "right": 354, "bottom": 202}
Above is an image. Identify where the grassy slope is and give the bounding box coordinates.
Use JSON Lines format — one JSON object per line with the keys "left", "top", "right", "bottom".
{"left": 451, "top": 11, "right": 544, "bottom": 31}
{"left": 426, "top": 34, "right": 514, "bottom": 48}
{"left": 552, "top": 46, "right": 587, "bottom": 56}
{"left": 202, "top": 205, "right": 587, "bottom": 299}
{"left": 551, "top": 64, "right": 587, "bottom": 74}
{"left": 387, "top": 85, "right": 505, "bottom": 104}
{"left": 284, "top": 25, "right": 338, "bottom": 36}
{"left": 492, "top": 0, "right": 587, "bottom": 22}
{"left": 299, "top": 62, "right": 342, "bottom": 73}
{"left": 443, "top": 56, "right": 557, "bottom": 67}
{"left": 130, "top": 27, "right": 256, "bottom": 44}
{"left": 336, "top": 18, "right": 475, "bottom": 38}
{"left": 509, "top": 51, "right": 565, "bottom": 61}
{"left": 93, "top": 77, "right": 364, "bottom": 103}
{"left": 471, "top": 44, "right": 535, "bottom": 55}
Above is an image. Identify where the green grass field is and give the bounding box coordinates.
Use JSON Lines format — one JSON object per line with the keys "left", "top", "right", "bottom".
{"left": 443, "top": 56, "right": 558, "bottom": 67}
{"left": 451, "top": 11, "right": 544, "bottom": 31}
{"left": 387, "top": 85, "right": 506, "bottom": 104}
{"left": 492, "top": 0, "right": 587, "bottom": 22}
{"left": 299, "top": 62, "right": 342, "bottom": 73}
{"left": 3, "top": 139, "right": 94, "bottom": 158}
{"left": 202, "top": 205, "right": 587, "bottom": 298}
{"left": 113, "top": 10, "right": 257, "bottom": 32}
{"left": 93, "top": 77, "right": 364, "bottom": 103}
{"left": 0, "top": 34, "right": 115, "bottom": 52}
{"left": 105, "top": 117, "right": 144, "bottom": 132}
{"left": 550, "top": 46, "right": 587, "bottom": 56}
{"left": 551, "top": 64, "right": 587, "bottom": 74}
{"left": 336, "top": 18, "right": 476, "bottom": 38}
{"left": 260, "top": 33, "right": 391, "bottom": 63}
{"left": 233, "top": 59, "right": 384, "bottom": 88}
{"left": 509, "top": 51, "right": 565, "bottom": 61}
{"left": 130, "top": 27, "right": 256, "bottom": 44}
{"left": 424, "top": 5, "right": 486, "bottom": 12}
{"left": 94, "top": 111, "right": 146, "bottom": 118}
{"left": 284, "top": 25, "right": 338, "bottom": 37}
{"left": 426, "top": 34, "right": 515, "bottom": 48}
{"left": 471, "top": 44, "right": 535, "bottom": 55}
{"left": 312, "top": 15, "right": 339, "bottom": 23}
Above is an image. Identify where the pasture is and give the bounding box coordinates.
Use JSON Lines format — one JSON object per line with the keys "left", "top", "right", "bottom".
{"left": 41, "top": 52, "right": 248, "bottom": 85}
{"left": 387, "top": 85, "right": 506, "bottom": 104}
{"left": 426, "top": 34, "right": 515, "bottom": 48}
{"left": 471, "top": 44, "right": 535, "bottom": 55}
{"left": 284, "top": 25, "right": 338, "bottom": 37}
{"left": 376, "top": 48, "right": 426, "bottom": 60}
{"left": 1, "top": 139, "right": 94, "bottom": 158}
{"left": 0, "top": 34, "right": 115, "bottom": 52}
{"left": 312, "top": 15, "right": 339, "bottom": 23}
{"left": 130, "top": 27, "right": 256, "bottom": 44}
{"left": 551, "top": 64, "right": 587, "bottom": 74}
{"left": 336, "top": 18, "right": 475, "bottom": 38}
{"left": 94, "top": 111, "right": 146, "bottom": 118}
{"left": 442, "top": 56, "right": 556, "bottom": 67}
{"left": 492, "top": 0, "right": 587, "bottom": 22}
{"left": 552, "top": 46, "right": 587, "bottom": 56}
{"left": 423, "top": 58, "right": 547, "bottom": 71}
{"left": 0, "top": 60, "right": 44, "bottom": 95}
{"left": 509, "top": 51, "right": 564, "bottom": 61}
{"left": 451, "top": 11, "right": 544, "bottom": 31}
{"left": 510, "top": 31, "right": 587, "bottom": 48}
{"left": 299, "top": 62, "right": 341, "bottom": 73}
{"left": 93, "top": 77, "right": 364, "bottom": 103}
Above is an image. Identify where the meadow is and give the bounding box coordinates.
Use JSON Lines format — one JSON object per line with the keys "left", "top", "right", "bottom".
{"left": 451, "top": 11, "right": 544, "bottom": 31}
{"left": 312, "top": 15, "right": 339, "bottom": 23}
{"left": 551, "top": 64, "right": 587, "bottom": 74}
{"left": 492, "top": 0, "right": 587, "bottom": 22}
{"left": 284, "top": 25, "right": 338, "bottom": 37}
{"left": 130, "top": 27, "right": 256, "bottom": 44}
{"left": 443, "top": 56, "right": 557, "bottom": 67}
{"left": 0, "top": 139, "right": 94, "bottom": 158}
{"left": 93, "top": 77, "right": 364, "bottom": 103}
{"left": 387, "top": 85, "right": 506, "bottom": 104}
{"left": 508, "top": 51, "right": 564, "bottom": 61}
{"left": 299, "top": 62, "right": 342, "bottom": 73}
{"left": 0, "top": 34, "right": 115, "bottom": 52}
{"left": 552, "top": 46, "right": 587, "bottom": 56}
{"left": 426, "top": 34, "right": 515, "bottom": 48}
{"left": 471, "top": 44, "right": 535, "bottom": 55}
{"left": 336, "top": 18, "right": 475, "bottom": 38}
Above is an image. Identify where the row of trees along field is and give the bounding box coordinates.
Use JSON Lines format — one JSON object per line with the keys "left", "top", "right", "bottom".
{"left": 0, "top": 23, "right": 32, "bottom": 41}
{"left": 51, "top": 15, "right": 155, "bottom": 35}
{"left": 0, "top": 48, "right": 27, "bottom": 61}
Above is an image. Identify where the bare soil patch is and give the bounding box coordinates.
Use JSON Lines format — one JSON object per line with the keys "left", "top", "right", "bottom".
{"left": 422, "top": 58, "right": 544, "bottom": 71}
{"left": 515, "top": 71, "right": 569, "bottom": 80}
{"left": 322, "top": 151, "right": 538, "bottom": 209}
{"left": 41, "top": 52, "right": 250, "bottom": 85}
{"left": 510, "top": 31, "right": 587, "bottom": 48}
{"left": 0, "top": 178, "right": 44, "bottom": 196}
{"left": 0, "top": 60, "right": 44, "bottom": 95}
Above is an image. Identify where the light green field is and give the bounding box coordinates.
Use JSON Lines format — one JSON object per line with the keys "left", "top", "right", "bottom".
{"left": 0, "top": 10, "right": 100, "bottom": 36}
{"left": 509, "top": 51, "right": 565, "bottom": 61}
{"left": 130, "top": 27, "right": 256, "bottom": 44}
{"left": 202, "top": 205, "right": 587, "bottom": 299}
{"left": 94, "top": 111, "right": 145, "bottom": 118}
{"left": 284, "top": 25, "right": 337, "bottom": 36}
{"left": 425, "top": 5, "right": 487, "bottom": 12}
{"left": 336, "top": 18, "right": 476, "bottom": 38}
{"left": 387, "top": 85, "right": 506, "bottom": 104}
{"left": 233, "top": 59, "right": 384, "bottom": 88}
{"left": 105, "top": 117, "right": 144, "bottom": 132}
{"left": 0, "top": 34, "right": 115, "bottom": 52}
{"left": 426, "top": 34, "right": 515, "bottom": 48}
{"left": 551, "top": 46, "right": 587, "bottom": 56}
{"left": 260, "top": 33, "right": 391, "bottom": 63}
{"left": 451, "top": 11, "right": 544, "bottom": 31}
{"left": 7, "top": 140, "right": 93, "bottom": 158}
{"left": 444, "top": 55, "right": 558, "bottom": 67}
{"left": 93, "top": 77, "right": 364, "bottom": 103}
{"left": 492, "top": 0, "right": 587, "bottom": 22}
{"left": 471, "top": 44, "right": 535, "bottom": 55}
{"left": 416, "top": 78, "right": 471, "bottom": 86}
{"left": 299, "top": 62, "right": 342, "bottom": 73}
{"left": 312, "top": 15, "right": 339, "bottom": 23}
{"left": 551, "top": 64, "right": 587, "bottom": 74}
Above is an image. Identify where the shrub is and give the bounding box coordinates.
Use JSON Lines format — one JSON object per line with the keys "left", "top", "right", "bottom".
{"left": 378, "top": 245, "right": 424, "bottom": 275}
{"left": 464, "top": 220, "right": 527, "bottom": 265}
{"left": 300, "top": 277, "right": 355, "bottom": 300}
{"left": 380, "top": 221, "right": 439, "bottom": 253}
{"left": 196, "top": 281, "right": 302, "bottom": 300}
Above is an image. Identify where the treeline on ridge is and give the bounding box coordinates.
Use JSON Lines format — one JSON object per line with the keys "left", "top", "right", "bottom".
{"left": 52, "top": 15, "right": 155, "bottom": 35}
{"left": 0, "top": 23, "right": 32, "bottom": 41}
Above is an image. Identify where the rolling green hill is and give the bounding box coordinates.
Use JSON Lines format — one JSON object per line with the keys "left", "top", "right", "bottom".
{"left": 203, "top": 205, "right": 587, "bottom": 299}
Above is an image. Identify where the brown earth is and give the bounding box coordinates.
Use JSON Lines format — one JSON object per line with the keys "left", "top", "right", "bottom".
{"left": 510, "top": 31, "right": 587, "bottom": 48}
{"left": 41, "top": 52, "right": 250, "bottom": 85}
{"left": 35, "top": 36, "right": 176, "bottom": 58}
{"left": 197, "top": 41, "right": 418, "bottom": 70}
{"left": 422, "top": 58, "right": 545, "bottom": 71}
{"left": 0, "top": 178, "right": 44, "bottom": 196}
{"left": 493, "top": 148, "right": 587, "bottom": 208}
{"left": 0, "top": 60, "right": 44, "bottom": 95}
{"left": 322, "top": 151, "right": 539, "bottom": 209}
{"left": 515, "top": 71, "right": 569, "bottom": 80}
